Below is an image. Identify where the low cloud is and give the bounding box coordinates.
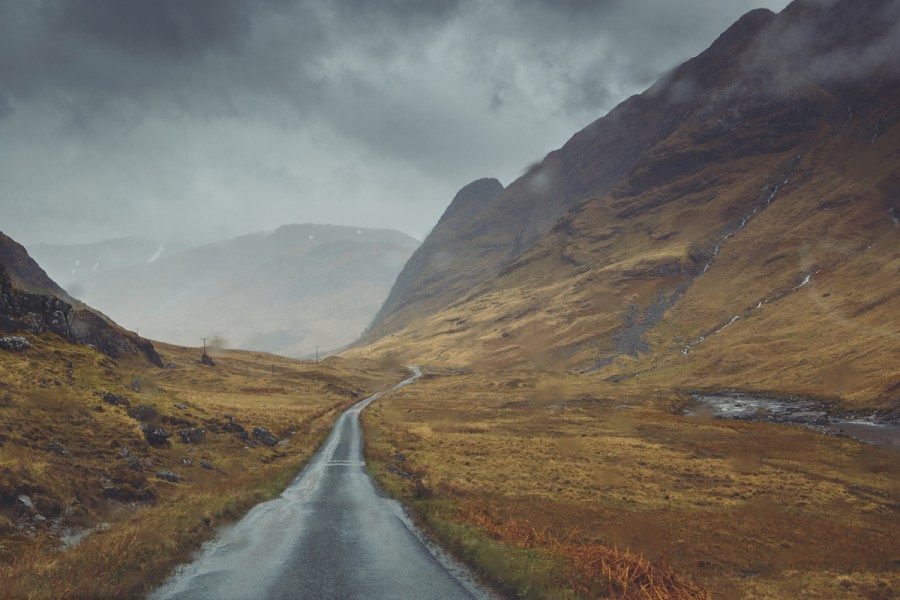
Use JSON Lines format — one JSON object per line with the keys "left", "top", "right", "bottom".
{"left": 0, "top": 0, "right": 790, "bottom": 246}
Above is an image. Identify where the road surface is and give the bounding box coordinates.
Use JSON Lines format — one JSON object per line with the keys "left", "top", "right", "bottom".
{"left": 150, "top": 367, "right": 491, "bottom": 600}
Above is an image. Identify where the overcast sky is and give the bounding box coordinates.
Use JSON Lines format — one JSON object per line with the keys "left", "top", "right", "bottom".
{"left": 0, "top": 0, "right": 791, "bottom": 247}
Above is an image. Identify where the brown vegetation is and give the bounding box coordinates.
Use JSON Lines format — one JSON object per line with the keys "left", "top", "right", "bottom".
{"left": 362, "top": 370, "right": 900, "bottom": 599}
{"left": 0, "top": 334, "right": 393, "bottom": 599}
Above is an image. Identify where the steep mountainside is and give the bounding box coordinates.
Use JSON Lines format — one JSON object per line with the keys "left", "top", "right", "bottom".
{"left": 75, "top": 224, "right": 418, "bottom": 358}
{"left": 363, "top": 7, "right": 787, "bottom": 340}
{"left": 354, "top": 0, "right": 900, "bottom": 406}
{"left": 0, "top": 232, "right": 161, "bottom": 365}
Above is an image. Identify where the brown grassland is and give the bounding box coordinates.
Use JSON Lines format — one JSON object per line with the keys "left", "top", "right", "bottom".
{"left": 362, "top": 368, "right": 900, "bottom": 599}
{"left": 0, "top": 334, "right": 399, "bottom": 599}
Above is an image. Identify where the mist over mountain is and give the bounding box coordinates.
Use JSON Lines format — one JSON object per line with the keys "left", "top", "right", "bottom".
{"left": 29, "top": 237, "right": 188, "bottom": 297}
{"left": 356, "top": 0, "right": 900, "bottom": 404}
{"left": 1, "top": 231, "right": 161, "bottom": 365}
{"left": 43, "top": 225, "right": 418, "bottom": 358}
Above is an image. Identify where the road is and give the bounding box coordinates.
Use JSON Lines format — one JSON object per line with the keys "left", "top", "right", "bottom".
{"left": 150, "top": 367, "right": 491, "bottom": 600}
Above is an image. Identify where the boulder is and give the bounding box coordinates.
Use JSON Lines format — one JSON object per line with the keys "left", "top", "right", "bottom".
{"left": 47, "top": 442, "right": 70, "bottom": 457}
{"left": 252, "top": 427, "right": 278, "bottom": 447}
{"left": 102, "top": 392, "right": 131, "bottom": 407}
{"left": 156, "top": 470, "right": 182, "bottom": 483}
{"left": 142, "top": 424, "right": 171, "bottom": 446}
{"left": 0, "top": 336, "right": 30, "bottom": 351}
{"left": 16, "top": 495, "right": 34, "bottom": 513}
{"left": 222, "top": 415, "right": 246, "bottom": 434}
{"left": 178, "top": 428, "right": 206, "bottom": 444}
{"left": 127, "top": 405, "right": 158, "bottom": 422}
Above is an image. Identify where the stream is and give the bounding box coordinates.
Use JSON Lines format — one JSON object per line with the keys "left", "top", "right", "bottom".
{"left": 688, "top": 393, "right": 900, "bottom": 451}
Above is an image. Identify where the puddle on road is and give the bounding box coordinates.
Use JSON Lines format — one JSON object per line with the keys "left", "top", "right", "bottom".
{"left": 688, "top": 393, "right": 900, "bottom": 451}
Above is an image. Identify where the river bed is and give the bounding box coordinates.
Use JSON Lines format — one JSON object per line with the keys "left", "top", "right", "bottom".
{"left": 688, "top": 393, "right": 900, "bottom": 451}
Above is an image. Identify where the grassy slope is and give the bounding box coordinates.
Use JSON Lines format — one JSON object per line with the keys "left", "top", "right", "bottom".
{"left": 0, "top": 334, "right": 397, "bottom": 599}
{"left": 362, "top": 369, "right": 900, "bottom": 599}
{"left": 347, "top": 115, "right": 900, "bottom": 408}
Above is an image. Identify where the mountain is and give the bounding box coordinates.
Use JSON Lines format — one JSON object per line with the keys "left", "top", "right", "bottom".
{"left": 69, "top": 224, "right": 418, "bottom": 358}
{"left": 355, "top": 0, "right": 900, "bottom": 406}
{"left": 0, "top": 231, "right": 161, "bottom": 365}
{"left": 28, "top": 237, "right": 186, "bottom": 297}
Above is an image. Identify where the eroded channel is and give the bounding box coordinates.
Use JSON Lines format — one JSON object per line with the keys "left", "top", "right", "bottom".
{"left": 687, "top": 393, "right": 900, "bottom": 451}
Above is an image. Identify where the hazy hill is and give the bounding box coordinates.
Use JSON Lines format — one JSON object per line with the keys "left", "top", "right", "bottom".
{"left": 0, "top": 231, "right": 161, "bottom": 365}
{"left": 29, "top": 237, "right": 186, "bottom": 297}
{"left": 70, "top": 224, "right": 418, "bottom": 358}
{"left": 355, "top": 0, "right": 900, "bottom": 406}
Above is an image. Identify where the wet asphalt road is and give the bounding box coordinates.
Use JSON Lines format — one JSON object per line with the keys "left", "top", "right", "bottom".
{"left": 150, "top": 367, "right": 490, "bottom": 600}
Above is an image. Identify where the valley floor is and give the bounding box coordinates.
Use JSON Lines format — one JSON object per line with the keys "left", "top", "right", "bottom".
{"left": 362, "top": 368, "right": 900, "bottom": 599}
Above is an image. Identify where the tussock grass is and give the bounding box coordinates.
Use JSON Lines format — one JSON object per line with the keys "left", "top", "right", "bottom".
{"left": 362, "top": 369, "right": 900, "bottom": 599}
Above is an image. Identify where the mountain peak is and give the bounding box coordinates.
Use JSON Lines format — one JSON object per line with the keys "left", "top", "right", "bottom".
{"left": 435, "top": 178, "right": 505, "bottom": 228}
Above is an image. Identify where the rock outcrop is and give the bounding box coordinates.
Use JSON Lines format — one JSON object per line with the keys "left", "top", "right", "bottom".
{"left": 0, "top": 231, "right": 163, "bottom": 366}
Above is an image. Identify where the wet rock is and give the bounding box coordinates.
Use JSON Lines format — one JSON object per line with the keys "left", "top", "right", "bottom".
{"left": 0, "top": 336, "right": 30, "bottom": 351}
{"left": 127, "top": 405, "right": 158, "bottom": 422}
{"left": 178, "top": 428, "right": 206, "bottom": 444}
{"left": 142, "top": 424, "right": 171, "bottom": 446}
{"left": 156, "top": 470, "right": 183, "bottom": 483}
{"left": 32, "top": 514, "right": 46, "bottom": 523}
{"left": 200, "top": 461, "right": 214, "bottom": 470}
{"left": 252, "top": 427, "right": 278, "bottom": 447}
{"left": 174, "top": 403, "right": 188, "bottom": 410}
{"left": 47, "top": 442, "right": 70, "bottom": 457}
{"left": 16, "top": 495, "right": 35, "bottom": 513}
{"left": 102, "top": 392, "right": 130, "bottom": 407}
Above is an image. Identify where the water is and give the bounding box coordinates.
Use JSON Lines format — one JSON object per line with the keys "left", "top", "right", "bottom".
{"left": 689, "top": 393, "right": 900, "bottom": 451}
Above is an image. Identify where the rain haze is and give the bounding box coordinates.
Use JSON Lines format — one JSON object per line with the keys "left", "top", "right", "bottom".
{"left": 0, "top": 0, "right": 791, "bottom": 246}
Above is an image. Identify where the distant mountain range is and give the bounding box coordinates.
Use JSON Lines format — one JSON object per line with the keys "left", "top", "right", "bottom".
{"left": 30, "top": 225, "right": 418, "bottom": 358}
{"left": 355, "top": 0, "right": 900, "bottom": 406}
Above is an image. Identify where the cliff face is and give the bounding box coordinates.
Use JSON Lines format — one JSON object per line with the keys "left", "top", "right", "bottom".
{"left": 0, "top": 263, "right": 74, "bottom": 340}
{"left": 0, "top": 232, "right": 162, "bottom": 366}
{"left": 352, "top": 0, "right": 900, "bottom": 405}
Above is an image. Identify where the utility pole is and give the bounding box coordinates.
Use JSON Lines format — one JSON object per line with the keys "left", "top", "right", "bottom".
{"left": 315, "top": 345, "right": 319, "bottom": 365}
{"left": 201, "top": 337, "right": 207, "bottom": 355}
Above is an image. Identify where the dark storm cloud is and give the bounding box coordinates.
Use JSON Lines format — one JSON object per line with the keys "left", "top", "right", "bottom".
{"left": 0, "top": 0, "right": 792, "bottom": 246}
{"left": 55, "top": 0, "right": 252, "bottom": 57}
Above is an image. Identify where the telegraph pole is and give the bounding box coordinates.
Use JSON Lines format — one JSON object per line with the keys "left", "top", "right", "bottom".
{"left": 201, "top": 337, "right": 207, "bottom": 355}
{"left": 315, "top": 345, "right": 319, "bottom": 365}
